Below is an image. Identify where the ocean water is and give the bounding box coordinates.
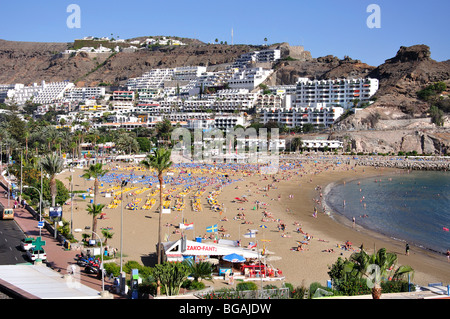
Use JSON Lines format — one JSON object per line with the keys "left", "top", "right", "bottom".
{"left": 325, "top": 171, "right": 450, "bottom": 255}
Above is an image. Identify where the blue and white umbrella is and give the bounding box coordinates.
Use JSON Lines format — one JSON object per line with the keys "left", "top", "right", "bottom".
{"left": 222, "top": 253, "right": 245, "bottom": 263}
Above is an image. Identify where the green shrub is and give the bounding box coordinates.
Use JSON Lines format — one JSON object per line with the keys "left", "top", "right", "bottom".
{"left": 123, "top": 260, "right": 141, "bottom": 273}
{"left": 308, "top": 282, "right": 323, "bottom": 296}
{"left": 103, "top": 262, "right": 120, "bottom": 277}
{"left": 236, "top": 281, "right": 258, "bottom": 291}
{"left": 292, "top": 285, "right": 307, "bottom": 299}
{"left": 381, "top": 280, "right": 415, "bottom": 293}
{"left": 190, "top": 280, "right": 205, "bottom": 290}
{"left": 284, "top": 282, "right": 294, "bottom": 296}
{"left": 337, "top": 278, "right": 371, "bottom": 296}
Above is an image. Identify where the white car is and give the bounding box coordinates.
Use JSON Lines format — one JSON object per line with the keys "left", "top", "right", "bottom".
{"left": 27, "top": 249, "right": 47, "bottom": 261}
{"left": 20, "top": 237, "right": 35, "bottom": 251}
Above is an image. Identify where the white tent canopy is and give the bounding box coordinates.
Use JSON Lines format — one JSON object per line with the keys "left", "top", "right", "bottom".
{"left": 163, "top": 239, "right": 259, "bottom": 262}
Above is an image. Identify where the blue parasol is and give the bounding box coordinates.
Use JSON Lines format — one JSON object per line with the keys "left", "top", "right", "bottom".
{"left": 222, "top": 253, "right": 245, "bottom": 263}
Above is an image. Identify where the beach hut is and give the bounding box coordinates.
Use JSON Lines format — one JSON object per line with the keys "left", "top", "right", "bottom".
{"left": 162, "top": 238, "right": 258, "bottom": 263}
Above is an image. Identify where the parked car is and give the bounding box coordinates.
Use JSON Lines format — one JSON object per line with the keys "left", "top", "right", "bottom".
{"left": 20, "top": 237, "right": 35, "bottom": 251}
{"left": 26, "top": 248, "right": 47, "bottom": 261}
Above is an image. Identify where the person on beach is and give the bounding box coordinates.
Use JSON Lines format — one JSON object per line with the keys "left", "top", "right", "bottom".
{"left": 352, "top": 216, "right": 355, "bottom": 228}
{"left": 405, "top": 243, "right": 410, "bottom": 256}
{"left": 446, "top": 249, "right": 450, "bottom": 262}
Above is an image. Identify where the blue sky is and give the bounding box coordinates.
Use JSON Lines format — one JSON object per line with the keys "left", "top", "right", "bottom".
{"left": 1, "top": 0, "right": 448, "bottom": 66}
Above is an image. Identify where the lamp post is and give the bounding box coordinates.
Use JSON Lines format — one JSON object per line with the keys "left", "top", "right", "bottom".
{"left": 120, "top": 179, "right": 128, "bottom": 274}
{"left": 23, "top": 185, "right": 42, "bottom": 237}
{"left": 74, "top": 228, "right": 106, "bottom": 295}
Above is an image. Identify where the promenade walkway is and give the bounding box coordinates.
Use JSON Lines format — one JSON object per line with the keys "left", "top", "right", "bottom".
{"left": 0, "top": 178, "right": 121, "bottom": 299}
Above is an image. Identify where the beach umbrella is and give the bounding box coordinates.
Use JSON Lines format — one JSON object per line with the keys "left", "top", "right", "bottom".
{"left": 259, "top": 225, "right": 267, "bottom": 229}
{"left": 222, "top": 253, "right": 245, "bottom": 263}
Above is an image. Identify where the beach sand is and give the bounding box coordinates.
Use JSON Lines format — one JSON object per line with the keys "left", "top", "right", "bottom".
{"left": 57, "top": 160, "right": 450, "bottom": 289}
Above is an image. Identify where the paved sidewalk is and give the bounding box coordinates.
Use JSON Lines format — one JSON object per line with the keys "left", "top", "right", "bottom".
{"left": 0, "top": 183, "right": 122, "bottom": 298}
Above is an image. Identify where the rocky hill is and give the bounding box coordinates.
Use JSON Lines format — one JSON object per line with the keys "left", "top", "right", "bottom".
{"left": 1, "top": 38, "right": 449, "bottom": 154}
{"left": 266, "top": 54, "right": 376, "bottom": 85}
{"left": 0, "top": 39, "right": 262, "bottom": 86}
{"left": 367, "top": 45, "right": 450, "bottom": 115}
{"left": 0, "top": 38, "right": 377, "bottom": 87}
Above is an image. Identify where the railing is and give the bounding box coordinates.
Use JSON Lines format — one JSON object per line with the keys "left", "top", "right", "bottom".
{"left": 195, "top": 287, "right": 290, "bottom": 299}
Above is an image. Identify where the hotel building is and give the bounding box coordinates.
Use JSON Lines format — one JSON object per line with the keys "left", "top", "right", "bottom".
{"left": 295, "top": 77, "right": 379, "bottom": 109}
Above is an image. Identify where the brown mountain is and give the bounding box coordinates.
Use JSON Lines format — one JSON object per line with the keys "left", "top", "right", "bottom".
{"left": 366, "top": 44, "right": 450, "bottom": 115}
{"left": 0, "top": 39, "right": 261, "bottom": 86}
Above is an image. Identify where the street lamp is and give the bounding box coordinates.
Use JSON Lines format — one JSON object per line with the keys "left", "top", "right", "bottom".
{"left": 120, "top": 179, "right": 128, "bottom": 274}
{"left": 23, "top": 185, "right": 42, "bottom": 237}
{"left": 74, "top": 228, "right": 106, "bottom": 295}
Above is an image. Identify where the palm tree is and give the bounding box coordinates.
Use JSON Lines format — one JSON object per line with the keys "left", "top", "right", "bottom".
{"left": 86, "top": 203, "right": 105, "bottom": 237}
{"left": 140, "top": 148, "right": 173, "bottom": 264}
{"left": 101, "top": 228, "right": 114, "bottom": 245}
{"left": 290, "top": 136, "right": 303, "bottom": 153}
{"left": 82, "top": 163, "right": 108, "bottom": 205}
{"left": 344, "top": 248, "right": 414, "bottom": 299}
{"left": 40, "top": 153, "right": 65, "bottom": 207}
{"left": 183, "top": 259, "right": 214, "bottom": 282}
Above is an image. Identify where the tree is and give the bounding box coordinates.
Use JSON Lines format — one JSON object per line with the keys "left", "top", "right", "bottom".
{"left": 86, "top": 203, "right": 105, "bottom": 237}
{"left": 82, "top": 163, "right": 108, "bottom": 205}
{"left": 152, "top": 262, "right": 190, "bottom": 296}
{"left": 136, "top": 137, "right": 151, "bottom": 153}
{"left": 101, "top": 228, "right": 114, "bottom": 245}
{"left": 290, "top": 137, "right": 303, "bottom": 153}
{"left": 343, "top": 248, "right": 414, "bottom": 299}
{"left": 183, "top": 259, "right": 214, "bottom": 282}
{"left": 429, "top": 105, "right": 444, "bottom": 127}
{"left": 40, "top": 153, "right": 64, "bottom": 207}
{"left": 140, "top": 148, "right": 173, "bottom": 265}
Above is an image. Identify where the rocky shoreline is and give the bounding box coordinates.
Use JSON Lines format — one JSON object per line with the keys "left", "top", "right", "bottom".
{"left": 354, "top": 158, "right": 450, "bottom": 171}
{"left": 282, "top": 154, "right": 450, "bottom": 171}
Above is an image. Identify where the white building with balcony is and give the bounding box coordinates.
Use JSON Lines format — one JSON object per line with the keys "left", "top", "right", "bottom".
{"left": 233, "top": 49, "right": 281, "bottom": 68}
{"left": 301, "top": 139, "right": 343, "bottom": 151}
{"left": 64, "top": 87, "right": 106, "bottom": 102}
{"left": 295, "top": 77, "right": 378, "bottom": 109}
{"left": 32, "top": 81, "right": 74, "bottom": 105}
{"left": 227, "top": 68, "right": 273, "bottom": 91}
{"left": 259, "top": 104, "right": 344, "bottom": 129}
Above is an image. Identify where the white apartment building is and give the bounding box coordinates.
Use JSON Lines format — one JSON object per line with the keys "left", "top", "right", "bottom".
{"left": 268, "top": 85, "right": 297, "bottom": 96}
{"left": 195, "top": 68, "right": 238, "bottom": 89}
{"left": 173, "top": 66, "right": 207, "bottom": 81}
{"left": 157, "top": 89, "right": 258, "bottom": 112}
{"left": 302, "top": 139, "right": 343, "bottom": 151}
{"left": 187, "top": 118, "right": 216, "bottom": 130}
{"left": 227, "top": 68, "right": 273, "bottom": 91}
{"left": 4, "top": 83, "right": 41, "bottom": 105}
{"left": 295, "top": 77, "right": 379, "bottom": 109}
{"left": 259, "top": 104, "right": 344, "bottom": 129}
{"left": 212, "top": 89, "right": 259, "bottom": 111}
{"left": 64, "top": 87, "right": 106, "bottom": 102}
{"left": 233, "top": 49, "right": 281, "bottom": 68}
{"left": 127, "top": 68, "right": 175, "bottom": 90}
{"left": 214, "top": 115, "right": 247, "bottom": 129}
{"left": 32, "top": 81, "right": 75, "bottom": 105}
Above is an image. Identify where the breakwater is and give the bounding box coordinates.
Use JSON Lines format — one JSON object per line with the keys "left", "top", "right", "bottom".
{"left": 281, "top": 154, "right": 450, "bottom": 171}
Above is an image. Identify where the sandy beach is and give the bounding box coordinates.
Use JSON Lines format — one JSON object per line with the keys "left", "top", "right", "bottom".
{"left": 57, "top": 159, "right": 450, "bottom": 288}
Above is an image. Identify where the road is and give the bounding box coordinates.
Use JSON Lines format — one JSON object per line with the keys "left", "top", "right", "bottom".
{"left": 0, "top": 219, "right": 29, "bottom": 265}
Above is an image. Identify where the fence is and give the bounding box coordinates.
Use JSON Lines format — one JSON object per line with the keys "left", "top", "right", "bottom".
{"left": 194, "top": 287, "right": 290, "bottom": 299}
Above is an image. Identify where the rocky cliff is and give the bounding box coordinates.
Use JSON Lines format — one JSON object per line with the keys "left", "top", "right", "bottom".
{"left": 0, "top": 39, "right": 260, "bottom": 86}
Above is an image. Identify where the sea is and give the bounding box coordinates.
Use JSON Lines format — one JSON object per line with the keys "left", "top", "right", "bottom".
{"left": 324, "top": 170, "right": 450, "bottom": 255}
